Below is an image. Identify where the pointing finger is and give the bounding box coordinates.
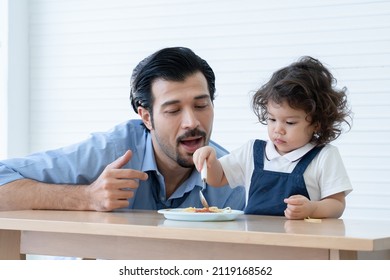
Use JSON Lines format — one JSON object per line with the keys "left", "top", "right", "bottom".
{"left": 107, "top": 150, "right": 132, "bottom": 169}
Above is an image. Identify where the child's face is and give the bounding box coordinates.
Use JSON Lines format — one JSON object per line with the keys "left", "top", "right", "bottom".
{"left": 266, "top": 100, "right": 318, "bottom": 155}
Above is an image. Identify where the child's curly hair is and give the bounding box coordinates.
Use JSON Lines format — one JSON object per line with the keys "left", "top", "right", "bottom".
{"left": 252, "top": 56, "right": 353, "bottom": 146}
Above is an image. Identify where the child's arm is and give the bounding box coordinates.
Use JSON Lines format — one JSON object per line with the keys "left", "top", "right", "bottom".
{"left": 283, "top": 192, "right": 346, "bottom": 219}
{"left": 193, "top": 146, "right": 228, "bottom": 187}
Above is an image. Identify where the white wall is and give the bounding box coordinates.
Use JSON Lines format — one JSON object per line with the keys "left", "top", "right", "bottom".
{"left": 7, "top": 0, "right": 390, "bottom": 220}
{"left": 0, "top": 0, "right": 29, "bottom": 159}
{"left": 0, "top": 0, "right": 6, "bottom": 159}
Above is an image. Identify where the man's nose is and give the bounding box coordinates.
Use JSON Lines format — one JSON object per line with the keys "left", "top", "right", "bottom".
{"left": 181, "top": 109, "right": 200, "bottom": 129}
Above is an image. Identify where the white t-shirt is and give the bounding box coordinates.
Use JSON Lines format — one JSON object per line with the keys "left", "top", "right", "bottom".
{"left": 219, "top": 139, "right": 353, "bottom": 204}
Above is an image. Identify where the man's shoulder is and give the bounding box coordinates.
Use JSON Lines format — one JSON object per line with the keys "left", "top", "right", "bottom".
{"left": 89, "top": 119, "right": 149, "bottom": 154}
{"left": 110, "top": 119, "right": 144, "bottom": 131}
{"left": 105, "top": 119, "right": 146, "bottom": 139}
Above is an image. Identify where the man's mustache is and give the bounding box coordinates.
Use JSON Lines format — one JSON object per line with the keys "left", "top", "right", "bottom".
{"left": 177, "top": 129, "right": 206, "bottom": 142}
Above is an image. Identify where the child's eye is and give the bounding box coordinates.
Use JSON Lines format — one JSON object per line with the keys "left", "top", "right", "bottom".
{"left": 268, "top": 118, "right": 276, "bottom": 122}
{"left": 286, "top": 120, "right": 298, "bottom": 125}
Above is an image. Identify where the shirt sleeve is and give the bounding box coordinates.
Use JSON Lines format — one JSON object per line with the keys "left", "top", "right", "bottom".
{"left": 304, "top": 144, "right": 353, "bottom": 200}
{"left": 0, "top": 120, "right": 150, "bottom": 186}
{"left": 219, "top": 139, "right": 255, "bottom": 188}
{"left": 0, "top": 131, "right": 119, "bottom": 186}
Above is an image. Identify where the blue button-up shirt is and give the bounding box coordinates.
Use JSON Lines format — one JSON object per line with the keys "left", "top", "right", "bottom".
{"left": 0, "top": 120, "right": 245, "bottom": 210}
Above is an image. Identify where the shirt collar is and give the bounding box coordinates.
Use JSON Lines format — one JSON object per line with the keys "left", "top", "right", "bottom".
{"left": 265, "top": 140, "right": 316, "bottom": 162}
{"left": 141, "top": 133, "right": 158, "bottom": 173}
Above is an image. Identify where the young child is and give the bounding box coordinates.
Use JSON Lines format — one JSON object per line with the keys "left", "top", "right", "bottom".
{"left": 193, "top": 56, "right": 353, "bottom": 219}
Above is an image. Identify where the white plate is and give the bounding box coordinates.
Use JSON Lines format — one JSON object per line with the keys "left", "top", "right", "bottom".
{"left": 157, "top": 208, "right": 244, "bottom": 222}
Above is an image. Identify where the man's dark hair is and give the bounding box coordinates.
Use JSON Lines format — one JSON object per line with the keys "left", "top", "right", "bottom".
{"left": 130, "top": 47, "right": 216, "bottom": 113}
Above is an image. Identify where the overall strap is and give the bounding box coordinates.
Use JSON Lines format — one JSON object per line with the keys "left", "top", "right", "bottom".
{"left": 253, "top": 140, "right": 267, "bottom": 170}
{"left": 292, "top": 145, "right": 324, "bottom": 175}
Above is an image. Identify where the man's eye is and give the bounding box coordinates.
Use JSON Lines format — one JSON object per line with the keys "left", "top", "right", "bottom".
{"left": 165, "top": 109, "right": 180, "bottom": 114}
{"left": 195, "top": 104, "right": 208, "bottom": 109}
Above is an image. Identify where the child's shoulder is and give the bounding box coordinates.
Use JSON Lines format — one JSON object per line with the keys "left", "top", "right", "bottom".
{"left": 315, "top": 144, "right": 343, "bottom": 162}
{"left": 228, "top": 139, "right": 260, "bottom": 156}
{"left": 318, "top": 143, "right": 340, "bottom": 153}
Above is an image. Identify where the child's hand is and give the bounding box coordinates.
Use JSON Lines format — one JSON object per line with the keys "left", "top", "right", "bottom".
{"left": 193, "top": 146, "right": 216, "bottom": 172}
{"left": 193, "top": 146, "right": 227, "bottom": 187}
{"left": 283, "top": 195, "right": 316, "bottom": 220}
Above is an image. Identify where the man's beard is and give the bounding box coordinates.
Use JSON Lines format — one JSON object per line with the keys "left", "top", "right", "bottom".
{"left": 150, "top": 115, "right": 209, "bottom": 168}
{"left": 175, "top": 128, "right": 208, "bottom": 168}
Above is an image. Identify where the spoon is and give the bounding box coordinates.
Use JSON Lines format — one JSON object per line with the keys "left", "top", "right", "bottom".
{"left": 199, "top": 160, "right": 209, "bottom": 208}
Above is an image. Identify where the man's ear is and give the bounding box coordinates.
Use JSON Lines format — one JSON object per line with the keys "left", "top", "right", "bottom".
{"left": 138, "top": 107, "right": 153, "bottom": 130}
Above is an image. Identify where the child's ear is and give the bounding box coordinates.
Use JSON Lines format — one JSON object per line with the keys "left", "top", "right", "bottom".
{"left": 313, "top": 122, "right": 321, "bottom": 135}
{"left": 314, "top": 122, "right": 321, "bottom": 133}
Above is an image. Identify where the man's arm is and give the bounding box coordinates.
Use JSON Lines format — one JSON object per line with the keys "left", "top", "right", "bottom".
{"left": 0, "top": 150, "right": 148, "bottom": 211}
{"left": 0, "top": 179, "right": 93, "bottom": 211}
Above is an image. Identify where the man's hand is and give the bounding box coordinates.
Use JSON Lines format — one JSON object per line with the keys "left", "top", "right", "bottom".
{"left": 87, "top": 150, "right": 148, "bottom": 211}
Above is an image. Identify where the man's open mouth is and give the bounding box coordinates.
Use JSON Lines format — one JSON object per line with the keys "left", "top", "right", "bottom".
{"left": 180, "top": 137, "right": 203, "bottom": 153}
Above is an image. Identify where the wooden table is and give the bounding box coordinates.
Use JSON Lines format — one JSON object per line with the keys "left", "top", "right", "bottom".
{"left": 0, "top": 210, "right": 389, "bottom": 260}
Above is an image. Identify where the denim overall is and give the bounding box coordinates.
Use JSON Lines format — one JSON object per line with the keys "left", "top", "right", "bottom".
{"left": 245, "top": 140, "right": 323, "bottom": 216}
